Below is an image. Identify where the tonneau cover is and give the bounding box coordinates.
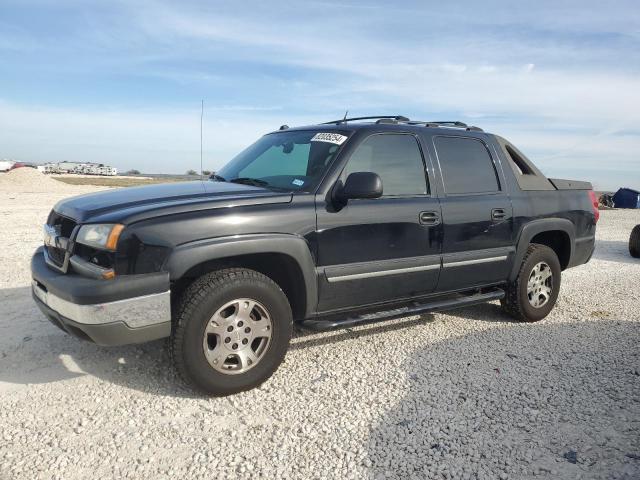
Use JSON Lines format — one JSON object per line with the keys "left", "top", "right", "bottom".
{"left": 548, "top": 178, "right": 593, "bottom": 190}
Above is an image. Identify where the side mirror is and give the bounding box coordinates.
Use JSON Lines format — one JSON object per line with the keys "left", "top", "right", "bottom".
{"left": 340, "top": 172, "right": 383, "bottom": 201}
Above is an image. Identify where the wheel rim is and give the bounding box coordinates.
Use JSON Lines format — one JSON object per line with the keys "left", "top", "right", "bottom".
{"left": 202, "top": 298, "right": 272, "bottom": 375}
{"left": 527, "top": 261, "right": 553, "bottom": 308}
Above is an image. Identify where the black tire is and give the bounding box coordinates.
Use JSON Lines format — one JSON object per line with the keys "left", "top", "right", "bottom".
{"left": 630, "top": 225, "right": 640, "bottom": 258}
{"left": 501, "top": 244, "right": 561, "bottom": 322}
{"left": 170, "top": 268, "right": 292, "bottom": 396}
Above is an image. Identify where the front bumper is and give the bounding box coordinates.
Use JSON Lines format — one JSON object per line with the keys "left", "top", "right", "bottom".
{"left": 31, "top": 247, "right": 171, "bottom": 346}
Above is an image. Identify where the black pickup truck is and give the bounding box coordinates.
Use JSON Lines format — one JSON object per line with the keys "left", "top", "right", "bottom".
{"left": 31, "top": 115, "right": 598, "bottom": 395}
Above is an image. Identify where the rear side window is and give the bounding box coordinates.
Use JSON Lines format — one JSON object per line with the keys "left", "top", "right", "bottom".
{"left": 434, "top": 136, "right": 500, "bottom": 194}
{"left": 344, "top": 134, "right": 428, "bottom": 196}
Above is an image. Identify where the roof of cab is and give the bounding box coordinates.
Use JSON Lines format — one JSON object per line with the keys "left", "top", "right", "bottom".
{"left": 272, "top": 115, "right": 487, "bottom": 136}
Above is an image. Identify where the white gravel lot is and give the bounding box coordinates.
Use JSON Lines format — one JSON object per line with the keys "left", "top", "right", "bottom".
{"left": 1, "top": 171, "right": 639, "bottom": 480}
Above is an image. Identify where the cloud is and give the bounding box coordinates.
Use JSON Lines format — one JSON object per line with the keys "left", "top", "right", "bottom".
{"left": 0, "top": 0, "right": 638, "bottom": 190}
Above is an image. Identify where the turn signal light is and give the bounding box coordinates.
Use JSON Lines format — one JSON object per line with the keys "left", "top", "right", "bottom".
{"left": 106, "top": 224, "right": 125, "bottom": 250}
{"left": 102, "top": 269, "right": 116, "bottom": 280}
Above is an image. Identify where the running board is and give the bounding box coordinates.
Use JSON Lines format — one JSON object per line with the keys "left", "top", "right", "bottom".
{"left": 300, "top": 288, "right": 505, "bottom": 332}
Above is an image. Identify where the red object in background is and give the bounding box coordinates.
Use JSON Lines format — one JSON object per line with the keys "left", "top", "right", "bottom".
{"left": 588, "top": 190, "right": 600, "bottom": 223}
{"left": 10, "top": 162, "right": 25, "bottom": 169}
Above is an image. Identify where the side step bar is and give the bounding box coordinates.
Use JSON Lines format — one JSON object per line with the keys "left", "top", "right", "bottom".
{"left": 300, "top": 288, "right": 505, "bottom": 332}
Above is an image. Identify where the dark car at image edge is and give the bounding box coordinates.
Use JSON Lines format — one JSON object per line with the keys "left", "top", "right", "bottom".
{"left": 30, "top": 115, "right": 598, "bottom": 395}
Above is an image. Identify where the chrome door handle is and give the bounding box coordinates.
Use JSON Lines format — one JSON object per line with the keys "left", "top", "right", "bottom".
{"left": 419, "top": 211, "right": 440, "bottom": 225}
{"left": 491, "top": 208, "right": 506, "bottom": 220}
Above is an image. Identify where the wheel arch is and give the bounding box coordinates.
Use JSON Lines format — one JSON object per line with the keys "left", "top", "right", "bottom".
{"left": 510, "top": 219, "right": 575, "bottom": 281}
{"left": 166, "top": 234, "right": 317, "bottom": 320}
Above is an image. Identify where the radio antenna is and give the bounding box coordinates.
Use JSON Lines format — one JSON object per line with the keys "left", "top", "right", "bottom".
{"left": 342, "top": 109, "right": 348, "bottom": 122}
{"left": 200, "top": 99, "right": 204, "bottom": 180}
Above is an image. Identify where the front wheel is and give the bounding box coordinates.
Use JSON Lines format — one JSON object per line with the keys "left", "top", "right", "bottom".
{"left": 170, "top": 268, "right": 293, "bottom": 395}
{"left": 501, "top": 244, "right": 561, "bottom": 322}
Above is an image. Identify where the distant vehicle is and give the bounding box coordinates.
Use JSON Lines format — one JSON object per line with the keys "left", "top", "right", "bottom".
{"left": 40, "top": 162, "right": 118, "bottom": 176}
{"left": 31, "top": 115, "right": 598, "bottom": 395}
{"left": 41, "top": 164, "right": 57, "bottom": 174}
{"left": 0, "top": 160, "right": 14, "bottom": 172}
{"left": 11, "top": 162, "right": 37, "bottom": 169}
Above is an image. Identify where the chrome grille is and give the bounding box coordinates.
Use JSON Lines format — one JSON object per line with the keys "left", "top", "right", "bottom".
{"left": 45, "top": 245, "right": 67, "bottom": 267}
{"left": 44, "top": 211, "right": 77, "bottom": 272}
{"left": 47, "top": 211, "right": 76, "bottom": 237}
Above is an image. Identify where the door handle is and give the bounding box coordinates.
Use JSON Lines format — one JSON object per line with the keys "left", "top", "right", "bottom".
{"left": 491, "top": 208, "right": 506, "bottom": 220}
{"left": 419, "top": 211, "right": 440, "bottom": 226}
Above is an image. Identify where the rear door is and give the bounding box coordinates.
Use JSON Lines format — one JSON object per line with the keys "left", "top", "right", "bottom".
{"left": 315, "top": 132, "right": 442, "bottom": 312}
{"left": 426, "top": 134, "right": 514, "bottom": 291}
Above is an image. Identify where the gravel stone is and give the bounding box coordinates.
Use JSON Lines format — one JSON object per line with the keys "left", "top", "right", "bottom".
{"left": 0, "top": 175, "right": 639, "bottom": 479}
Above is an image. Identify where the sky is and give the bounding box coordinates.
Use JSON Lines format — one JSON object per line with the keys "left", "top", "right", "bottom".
{"left": 0, "top": 0, "right": 639, "bottom": 190}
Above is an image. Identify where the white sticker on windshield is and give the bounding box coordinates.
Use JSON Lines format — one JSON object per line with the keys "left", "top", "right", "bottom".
{"left": 292, "top": 179, "right": 304, "bottom": 186}
{"left": 311, "top": 132, "right": 348, "bottom": 145}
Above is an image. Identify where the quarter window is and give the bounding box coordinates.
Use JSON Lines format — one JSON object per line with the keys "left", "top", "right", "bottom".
{"left": 344, "top": 134, "right": 428, "bottom": 196}
{"left": 434, "top": 136, "right": 500, "bottom": 194}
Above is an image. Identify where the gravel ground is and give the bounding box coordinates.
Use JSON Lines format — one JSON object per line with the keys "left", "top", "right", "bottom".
{"left": 1, "top": 174, "right": 639, "bottom": 480}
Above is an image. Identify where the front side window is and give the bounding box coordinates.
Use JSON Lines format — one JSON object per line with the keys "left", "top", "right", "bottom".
{"left": 216, "top": 130, "right": 348, "bottom": 191}
{"left": 434, "top": 136, "right": 500, "bottom": 195}
{"left": 343, "top": 134, "right": 428, "bottom": 196}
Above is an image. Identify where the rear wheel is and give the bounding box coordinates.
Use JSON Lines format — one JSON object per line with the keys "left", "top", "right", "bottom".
{"left": 170, "top": 268, "right": 293, "bottom": 395}
{"left": 501, "top": 244, "right": 561, "bottom": 322}
{"left": 630, "top": 225, "right": 640, "bottom": 258}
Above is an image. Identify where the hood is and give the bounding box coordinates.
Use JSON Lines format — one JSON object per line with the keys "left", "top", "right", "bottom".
{"left": 53, "top": 181, "right": 293, "bottom": 224}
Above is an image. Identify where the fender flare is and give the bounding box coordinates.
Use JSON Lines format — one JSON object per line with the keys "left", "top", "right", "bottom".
{"left": 509, "top": 218, "right": 576, "bottom": 281}
{"left": 165, "top": 234, "right": 318, "bottom": 317}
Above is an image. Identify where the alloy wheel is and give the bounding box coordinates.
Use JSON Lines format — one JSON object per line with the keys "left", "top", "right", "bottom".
{"left": 527, "top": 261, "right": 553, "bottom": 308}
{"left": 202, "top": 298, "right": 272, "bottom": 374}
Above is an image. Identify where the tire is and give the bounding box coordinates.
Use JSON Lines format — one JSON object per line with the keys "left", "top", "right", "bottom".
{"left": 630, "top": 225, "right": 640, "bottom": 258}
{"left": 170, "top": 268, "right": 293, "bottom": 395}
{"left": 501, "top": 244, "right": 561, "bottom": 322}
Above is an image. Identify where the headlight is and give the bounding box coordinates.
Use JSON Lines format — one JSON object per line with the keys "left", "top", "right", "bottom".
{"left": 76, "top": 224, "right": 124, "bottom": 251}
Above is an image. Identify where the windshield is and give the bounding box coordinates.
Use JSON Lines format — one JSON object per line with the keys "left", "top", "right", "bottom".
{"left": 214, "top": 130, "right": 349, "bottom": 192}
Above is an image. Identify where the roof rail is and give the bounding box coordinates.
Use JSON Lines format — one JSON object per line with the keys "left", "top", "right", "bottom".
{"left": 375, "top": 118, "right": 401, "bottom": 124}
{"left": 430, "top": 121, "right": 483, "bottom": 132}
{"left": 409, "top": 120, "right": 484, "bottom": 132}
{"left": 431, "top": 121, "right": 468, "bottom": 127}
{"left": 320, "top": 115, "right": 483, "bottom": 131}
{"left": 322, "top": 115, "right": 409, "bottom": 125}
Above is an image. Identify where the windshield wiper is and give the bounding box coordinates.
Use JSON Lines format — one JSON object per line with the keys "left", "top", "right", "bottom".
{"left": 228, "top": 177, "right": 291, "bottom": 192}
{"left": 229, "top": 177, "right": 269, "bottom": 187}
{"left": 209, "top": 174, "right": 227, "bottom": 182}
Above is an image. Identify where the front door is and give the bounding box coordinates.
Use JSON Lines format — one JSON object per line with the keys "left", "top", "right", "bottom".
{"left": 315, "top": 132, "right": 442, "bottom": 313}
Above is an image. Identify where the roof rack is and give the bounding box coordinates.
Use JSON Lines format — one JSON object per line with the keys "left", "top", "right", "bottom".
{"left": 406, "top": 120, "right": 483, "bottom": 132}
{"left": 320, "top": 115, "right": 483, "bottom": 131}
{"left": 428, "top": 121, "right": 468, "bottom": 127}
{"left": 434, "top": 122, "right": 482, "bottom": 132}
{"left": 322, "top": 115, "right": 410, "bottom": 125}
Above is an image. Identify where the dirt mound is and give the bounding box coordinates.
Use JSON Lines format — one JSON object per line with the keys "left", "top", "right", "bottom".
{"left": 0, "top": 168, "right": 97, "bottom": 193}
